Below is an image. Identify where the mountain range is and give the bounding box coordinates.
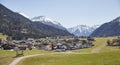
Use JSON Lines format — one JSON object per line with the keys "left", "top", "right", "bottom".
{"left": 67, "top": 25, "right": 100, "bottom": 36}
{"left": 18, "top": 10, "right": 101, "bottom": 37}
{"left": 18, "top": 11, "right": 120, "bottom": 37}
{"left": 1, "top": 3, "right": 120, "bottom": 38}
{"left": 0, "top": 4, "right": 72, "bottom": 40}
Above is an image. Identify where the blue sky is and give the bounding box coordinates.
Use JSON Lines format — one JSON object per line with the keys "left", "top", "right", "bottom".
{"left": 0, "top": 0, "right": 120, "bottom": 28}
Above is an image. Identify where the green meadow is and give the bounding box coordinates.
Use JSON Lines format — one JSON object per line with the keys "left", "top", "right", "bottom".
{"left": 18, "top": 37, "right": 120, "bottom": 65}
{"left": 18, "top": 52, "right": 120, "bottom": 65}
{"left": 0, "top": 35, "right": 120, "bottom": 65}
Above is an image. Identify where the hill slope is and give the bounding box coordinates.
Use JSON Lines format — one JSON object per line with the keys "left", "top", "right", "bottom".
{"left": 0, "top": 4, "right": 43, "bottom": 39}
{"left": 91, "top": 16, "right": 120, "bottom": 37}
{"left": 32, "top": 22, "right": 73, "bottom": 36}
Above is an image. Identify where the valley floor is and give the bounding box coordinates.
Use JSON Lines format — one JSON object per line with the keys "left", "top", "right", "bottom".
{"left": 1, "top": 37, "right": 120, "bottom": 65}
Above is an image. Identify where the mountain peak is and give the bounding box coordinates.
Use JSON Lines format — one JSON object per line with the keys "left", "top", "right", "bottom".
{"left": 31, "top": 16, "right": 60, "bottom": 25}
{"left": 67, "top": 25, "right": 100, "bottom": 36}
{"left": 31, "top": 16, "right": 66, "bottom": 30}
{"left": 77, "top": 25, "right": 87, "bottom": 27}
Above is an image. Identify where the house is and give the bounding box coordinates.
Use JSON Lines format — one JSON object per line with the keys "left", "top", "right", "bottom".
{"left": 55, "top": 42, "right": 66, "bottom": 52}
{"left": 37, "top": 40, "right": 52, "bottom": 51}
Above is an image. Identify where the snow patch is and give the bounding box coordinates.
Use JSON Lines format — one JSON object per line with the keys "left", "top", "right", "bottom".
{"left": 18, "top": 12, "right": 29, "bottom": 19}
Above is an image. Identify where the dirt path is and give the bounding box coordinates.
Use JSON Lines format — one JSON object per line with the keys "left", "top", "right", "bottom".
{"left": 9, "top": 54, "right": 42, "bottom": 65}
{"left": 91, "top": 43, "right": 106, "bottom": 53}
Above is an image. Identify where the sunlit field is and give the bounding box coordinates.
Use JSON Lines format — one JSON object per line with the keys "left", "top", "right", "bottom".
{"left": 17, "top": 37, "right": 120, "bottom": 65}
{"left": 0, "top": 36, "right": 120, "bottom": 65}
{"left": 18, "top": 52, "right": 120, "bottom": 65}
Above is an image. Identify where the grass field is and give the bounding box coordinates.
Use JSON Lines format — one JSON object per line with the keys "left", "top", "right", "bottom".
{"left": 0, "top": 50, "right": 15, "bottom": 65}
{"left": 1, "top": 36, "right": 120, "bottom": 65}
{"left": 72, "top": 37, "right": 115, "bottom": 53}
{"left": 0, "top": 33, "right": 12, "bottom": 65}
{"left": 17, "top": 37, "right": 120, "bottom": 65}
{"left": 18, "top": 52, "right": 120, "bottom": 65}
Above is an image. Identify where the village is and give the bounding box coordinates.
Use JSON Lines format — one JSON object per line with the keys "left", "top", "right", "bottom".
{"left": 0, "top": 36, "right": 95, "bottom": 54}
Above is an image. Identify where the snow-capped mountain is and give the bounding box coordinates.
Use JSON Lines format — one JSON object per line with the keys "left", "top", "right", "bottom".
{"left": 31, "top": 16, "right": 66, "bottom": 30}
{"left": 67, "top": 25, "right": 100, "bottom": 36}
{"left": 18, "top": 12, "right": 30, "bottom": 18}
